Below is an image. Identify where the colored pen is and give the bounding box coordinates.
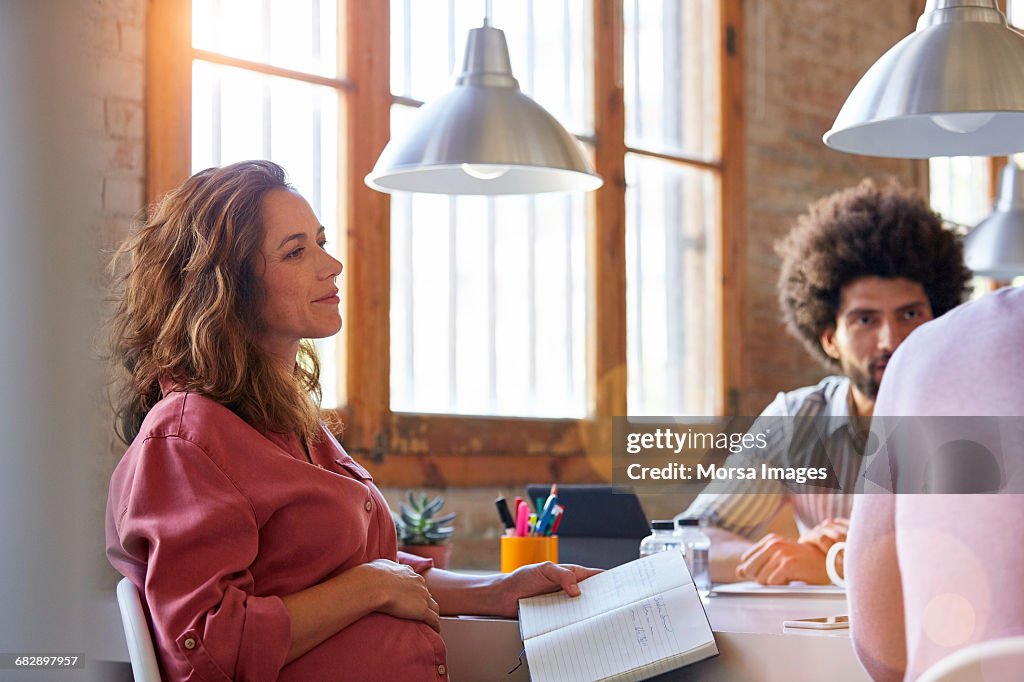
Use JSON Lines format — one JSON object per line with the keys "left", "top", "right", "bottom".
{"left": 515, "top": 502, "right": 530, "bottom": 536}
{"left": 550, "top": 505, "right": 564, "bottom": 535}
{"left": 513, "top": 496, "right": 523, "bottom": 517}
{"left": 537, "top": 482, "right": 558, "bottom": 529}
{"left": 495, "top": 495, "right": 516, "bottom": 531}
{"left": 537, "top": 491, "right": 558, "bottom": 535}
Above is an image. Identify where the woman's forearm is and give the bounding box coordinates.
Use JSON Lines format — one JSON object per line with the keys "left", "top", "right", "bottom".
{"left": 423, "top": 568, "right": 507, "bottom": 616}
{"left": 424, "top": 562, "right": 600, "bottom": 619}
{"left": 280, "top": 564, "right": 383, "bottom": 664}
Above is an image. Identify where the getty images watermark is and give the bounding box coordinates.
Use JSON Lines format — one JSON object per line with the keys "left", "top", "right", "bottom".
{"left": 611, "top": 416, "right": 1024, "bottom": 495}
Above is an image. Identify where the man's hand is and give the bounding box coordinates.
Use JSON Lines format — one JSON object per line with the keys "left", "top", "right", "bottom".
{"left": 736, "top": 533, "right": 830, "bottom": 585}
{"left": 492, "top": 562, "right": 602, "bottom": 617}
{"left": 797, "top": 517, "right": 848, "bottom": 554}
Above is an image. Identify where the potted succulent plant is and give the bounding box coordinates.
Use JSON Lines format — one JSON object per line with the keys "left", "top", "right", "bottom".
{"left": 393, "top": 491, "right": 456, "bottom": 568}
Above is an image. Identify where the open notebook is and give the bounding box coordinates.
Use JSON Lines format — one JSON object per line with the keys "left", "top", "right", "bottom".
{"left": 518, "top": 550, "right": 717, "bottom": 682}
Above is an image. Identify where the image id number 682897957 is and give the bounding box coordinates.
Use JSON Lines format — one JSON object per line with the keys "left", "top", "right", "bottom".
{"left": 1, "top": 654, "right": 84, "bottom": 669}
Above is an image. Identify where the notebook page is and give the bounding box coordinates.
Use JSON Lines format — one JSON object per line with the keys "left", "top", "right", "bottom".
{"left": 523, "top": 582, "right": 714, "bottom": 682}
{"left": 519, "top": 550, "right": 692, "bottom": 640}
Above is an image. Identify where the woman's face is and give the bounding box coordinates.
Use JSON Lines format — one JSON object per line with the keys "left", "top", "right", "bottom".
{"left": 256, "top": 189, "right": 343, "bottom": 362}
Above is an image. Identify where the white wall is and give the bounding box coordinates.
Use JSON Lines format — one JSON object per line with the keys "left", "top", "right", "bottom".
{"left": 0, "top": 2, "right": 104, "bottom": 679}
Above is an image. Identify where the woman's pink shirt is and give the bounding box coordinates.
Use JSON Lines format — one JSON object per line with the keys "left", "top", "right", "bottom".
{"left": 106, "top": 388, "right": 448, "bottom": 681}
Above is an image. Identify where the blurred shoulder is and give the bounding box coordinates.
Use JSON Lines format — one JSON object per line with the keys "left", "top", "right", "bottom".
{"left": 766, "top": 375, "right": 848, "bottom": 417}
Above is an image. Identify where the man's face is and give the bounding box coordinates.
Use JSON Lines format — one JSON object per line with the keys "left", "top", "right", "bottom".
{"left": 820, "top": 276, "right": 933, "bottom": 402}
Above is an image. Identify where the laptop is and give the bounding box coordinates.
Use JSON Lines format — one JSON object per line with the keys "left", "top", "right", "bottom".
{"left": 525, "top": 484, "right": 651, "bottom": 569}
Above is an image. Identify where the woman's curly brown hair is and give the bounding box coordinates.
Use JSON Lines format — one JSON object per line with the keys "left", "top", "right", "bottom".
{"left": 108, "top": 160, "right": 326, "bottom": 445}
{"left": 776, "top": 178, "right": 970, "bottom": 369}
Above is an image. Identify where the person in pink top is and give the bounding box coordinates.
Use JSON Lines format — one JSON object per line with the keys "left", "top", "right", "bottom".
{"left": 105, "top": 160, "right": 599, "bottom": 681}
{"left": 847, "top": 285, "right": 1024, "bottom": 680}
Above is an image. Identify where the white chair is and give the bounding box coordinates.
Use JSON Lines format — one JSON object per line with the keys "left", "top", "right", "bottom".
{"left": 116, "top": 577, "right": 162, "bottom": 682}
{"left": 918, "top": 636, "right": 1024, "bottom": 682}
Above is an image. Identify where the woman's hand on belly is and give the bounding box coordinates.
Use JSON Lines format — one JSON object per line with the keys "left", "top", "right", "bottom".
{"left": 364, "top": 559, "right": 441, "bottom": 632}
{"left": 281, "top": 557, "right": 439, "bottom": 663}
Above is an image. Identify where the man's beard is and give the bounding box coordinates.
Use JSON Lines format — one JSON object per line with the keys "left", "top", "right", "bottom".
{"left": 844, "top": 354, "right": 892, "bottom": 401}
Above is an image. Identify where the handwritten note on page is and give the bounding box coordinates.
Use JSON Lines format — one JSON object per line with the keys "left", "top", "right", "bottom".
{"left": 519, "top": 549, "right": 692, "bottom": 639}
{"left": 518, "top": 550, "right": 717, "bottom": 682}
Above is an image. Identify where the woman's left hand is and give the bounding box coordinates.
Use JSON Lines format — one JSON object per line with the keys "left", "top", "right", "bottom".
{"left": 493, "top": 562, "right": 602, "bottom": 617}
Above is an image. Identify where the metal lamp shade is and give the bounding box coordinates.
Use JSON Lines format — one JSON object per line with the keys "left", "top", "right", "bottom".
{"left": 824, "top": 0, "right": 1024, "bottom": 158}
{"left": 964, "top": 162, "right": 1024, "bottom": 279}
{"left": 366, "top": 24, "right": 602, "bottom": 195}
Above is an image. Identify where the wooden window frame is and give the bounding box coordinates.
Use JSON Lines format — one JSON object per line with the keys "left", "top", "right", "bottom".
{"left": 147, "top": 0, "right": 744, "bottom": 487}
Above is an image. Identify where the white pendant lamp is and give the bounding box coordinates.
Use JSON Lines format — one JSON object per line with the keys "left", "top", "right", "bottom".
{"left": 824, "top": 0, "right": 1024, "bottom": 158}
{"left": 365, "top": 16, "right": 602, "bottom": 195}
{"left": 964, "top": 160, "right": 1024, "bottom": 279}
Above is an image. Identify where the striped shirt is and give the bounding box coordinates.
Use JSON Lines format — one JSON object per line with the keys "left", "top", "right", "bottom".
{"left": 678, "top": 376, "right": 863, "bottom": 538}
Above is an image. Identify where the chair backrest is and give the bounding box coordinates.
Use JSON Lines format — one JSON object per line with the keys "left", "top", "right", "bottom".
{"left": 918, "top": 636, "right": 1024, "bottom": 682}
{"left": 116, "top": 577, "right": 162, "bottom": 682}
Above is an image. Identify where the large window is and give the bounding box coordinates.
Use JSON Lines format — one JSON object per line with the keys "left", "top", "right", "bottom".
{"left": 388, "top": 1, "right": 591, "bottom": 418}
{"left": 184, "top": 0, "right": 347, "bottom": 406}
{"left": 148, "top": 0, "right": 742, "bottom": 486}
{"left": 624, "top": 0, "right": 721, "bottom": 416}
{"left": 928, "top": 156, "right": 991, "bottom": 229}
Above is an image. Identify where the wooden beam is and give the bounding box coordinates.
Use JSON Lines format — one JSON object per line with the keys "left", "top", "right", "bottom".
{"left": 389, "top": 414, "right": 586, "bottom": 457}
{"left": 990, "top": 156, "right": 1008, "bottom": 203}
{"left": 367, "top": 452, "right": 606, "bottom": 488}
{"left": 719, "top": 0, "right": 746, "bottom": 415}
{"left": 623, "top": 145, "right": 722, "bottom": 172}
{"left": 342, "top": 0, "right": 392, "bottom": 452}
{"left": 589, "top": 0, "right": 627, "bottom": 475}
{"left": 191, "top": 48, "right": 355, "bottom": 91}
{"left": 146, "top": 0, "right": 193, "bottom": 203}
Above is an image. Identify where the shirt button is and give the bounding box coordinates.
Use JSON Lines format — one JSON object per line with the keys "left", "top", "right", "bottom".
{"left": 316, "top": 463, "right": 324, "bottom": 469}
{"left": 183, "top": 638, "right": 196, "bottom": 650}
{"left": 364, "top": 500, "right": 372, "bottom": 512}
{"left": 437, "top": 664, "right": 447, "bottom": 676}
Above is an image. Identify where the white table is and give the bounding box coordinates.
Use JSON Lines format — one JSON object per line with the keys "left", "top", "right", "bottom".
{"left": 441, "top": 590, "right": 869, "bottom": 681}
{"left": 96, "top": 587, "right": 869, "bottom": 681}
{"left": 694, "top": 592, "right": 867, "bottom": 681}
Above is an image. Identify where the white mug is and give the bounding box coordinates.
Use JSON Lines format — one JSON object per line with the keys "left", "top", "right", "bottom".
{"left": 826, "top": 541, "right": 846, "bottom": 588}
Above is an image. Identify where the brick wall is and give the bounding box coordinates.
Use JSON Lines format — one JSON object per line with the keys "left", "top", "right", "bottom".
{"left": 738, "top": 0, "right": 923, "bottom": 413}
{"left": 85, "top": 0, "right": 148, "bottom": 588}
{"left": 85, "top": 0, "right": 146, "bottom": 252}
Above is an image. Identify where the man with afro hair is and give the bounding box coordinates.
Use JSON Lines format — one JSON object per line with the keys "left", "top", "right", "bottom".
{"left": 677, "top": 178, "right": 970, "bottom": 585}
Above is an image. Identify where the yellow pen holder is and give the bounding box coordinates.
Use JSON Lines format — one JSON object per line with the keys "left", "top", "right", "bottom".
{"left": 500, "top": 535, "right": 559, "bottom": 573}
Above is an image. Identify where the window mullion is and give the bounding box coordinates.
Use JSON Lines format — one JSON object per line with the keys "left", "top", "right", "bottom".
{"left": 487, "top": 199, "right": 498, "bottom": 412}
{"left": 260, "top": 0, "right": 272, "bottom": 159}
{"left": 591, "top": 0, "right": 628, "bottom": 430}
{"left": 311, "top": 0, "right": 323, "bottom": 215}
{"left": 663, "top": 0, "right": 683, "bottom": 411}
{"left": 528, "top": 196, "right": 537, "bottom": 403}
{"left": 448, "top": 197, "right": 458, "bottom": 410}
{"left": 719, "top": 0, "right": 745, "bottom": 415}
{"left": 146, "top": 0, "right": 193, "bottom": 203}
{"left": 403, "top": 195, "right": 414, "bottom": 406}
{"left": 343, "top": 0, "right": 392, "bottom": 454}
